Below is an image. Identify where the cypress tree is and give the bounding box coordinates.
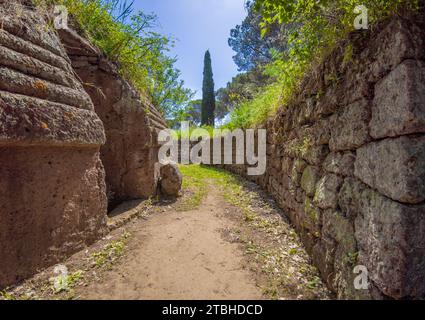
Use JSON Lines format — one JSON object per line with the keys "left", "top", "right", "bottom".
{"left": 201, "top": 50, "right": 216, "bottom": 126}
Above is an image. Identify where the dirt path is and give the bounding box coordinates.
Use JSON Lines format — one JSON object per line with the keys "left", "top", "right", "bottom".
{"left": 3, "top": 166, "right": 330, "bottom": 301}
{"left": 78, "top": 189, "right": 263, "bottom": 300}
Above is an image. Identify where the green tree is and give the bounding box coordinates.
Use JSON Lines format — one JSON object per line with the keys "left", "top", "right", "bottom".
{"left": 201, "top": 50, "right": 216, "bottom": 126}
{"left": 187, "top": 98, "right": 229, "bottom": 126}
{"left": 228, "top": 0, "right": 289, "bottom": 72}
{"left": 216, "top": 67, "right": 271, "bottom": 113}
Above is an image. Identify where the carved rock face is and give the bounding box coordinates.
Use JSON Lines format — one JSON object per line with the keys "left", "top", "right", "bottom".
{"left": 58, "top": 29, "right": 168, "bottom": 206}
{"left": 0, "top": 1, "right": 107, "bottom": 288}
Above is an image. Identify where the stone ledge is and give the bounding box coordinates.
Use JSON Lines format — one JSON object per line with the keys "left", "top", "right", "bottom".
{"left": 0, "top": 3, "right": 68, "bottom": 59}
{"left": 0, "top": 66, "right": 94, "bottom": 110}
{"left": 0, "top": 43, "right": 81, "bottom": 88}
{"left": 0, "top": 29, "right": 72, "bottom": 72}
{"left": 0, "top": 91, "right": 105, "bottom": 147}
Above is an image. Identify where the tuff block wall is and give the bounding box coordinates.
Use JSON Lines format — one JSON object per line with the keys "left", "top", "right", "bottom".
{"left": 58, "top": 28, "right": 168, "bottom": 207}
{"left": 0, "top": 1, "right": 108, "bottom": 287}
{"left": 217, "top": 14, "right": 425, "bottom": 299}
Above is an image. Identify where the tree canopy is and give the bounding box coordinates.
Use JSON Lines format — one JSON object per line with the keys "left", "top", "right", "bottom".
{"left": 201, "top": 50, "right": 216, "bottom": 127}
{"left": 228, "top": 0, "right": 289, "bottom": 72}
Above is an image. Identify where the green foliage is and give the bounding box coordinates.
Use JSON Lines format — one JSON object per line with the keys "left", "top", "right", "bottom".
{"left": 178, "top": 165, "right": 211, "bottom": 211}
{"left": 35, "top": 0, "right": 193, "bottom": 115}
{"left": 50, "top": 270, "right": 84, "bottom": 294}
{"left": 225, "top": 0, "right": 419, "bottom": 129}
{"left": 91, "top": 232, "right": 131, "bottom": 268}
{"left": 228, "top": 0, "right": 290, "bottom": 71}
{"left": 223, "top": 81, "right": 282, "bottom": 130}
{"left": 346, "top": 251, "right": 360, "bottom": 266}
{"left": 201, "top": 50, "right": 216, "bottom": 126}
{"left": 178, "top": 99, "right": 228, "bottom": 127}
{"left": 0, "top": 291, "right": 17, "bottom": 300}
{"left": 216, "top": 67, "right": 271, "bottom": 114}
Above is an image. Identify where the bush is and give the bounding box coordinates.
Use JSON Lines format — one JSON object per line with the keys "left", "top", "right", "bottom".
{"left": 35, "top": 0, "right": 193, "bottom": 115}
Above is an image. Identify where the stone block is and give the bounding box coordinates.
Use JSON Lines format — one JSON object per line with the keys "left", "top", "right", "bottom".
{"left": 330, "top": 99, "right": 371, "bottom": 151}
{"left": 355, "top": 186, "right": 425, "bottom": 299}
{"left": 302, "top": 197, "right": 322, "bottom": 235}
{"left": 323, "top": 152, "right": 356, "bottom": 177}
{"left": 338, "top": 179, "right": 425, "bottom": 298}
{"left": 301, "top": 166, "right": 320, "bottom": 197}
{"left": 322, "top": 210, "right": 356, "bottom": 253}
{"left": 371, "top": 60, "right": 425, "bottom": 139}
{"left": 355, "top": 136, "right": 425, "bottom": 204}
{"left": 303, "top": 145, "right": 330, "bottom": 165}
{"left": 314, "top": 174, "right": 343, "bottom": 209}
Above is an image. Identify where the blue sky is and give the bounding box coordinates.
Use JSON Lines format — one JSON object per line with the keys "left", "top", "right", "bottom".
{"left": 133, "top": 0, "right": 247, "bottom": 99}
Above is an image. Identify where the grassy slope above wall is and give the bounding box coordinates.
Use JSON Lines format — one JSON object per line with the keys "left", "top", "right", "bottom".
{"left": 224, "top": 0, "right": 421, "bottom": 130}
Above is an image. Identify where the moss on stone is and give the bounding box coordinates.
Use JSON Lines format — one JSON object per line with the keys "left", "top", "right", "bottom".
{"left": 301, "top": 166, "right": 319, "bottom": 196}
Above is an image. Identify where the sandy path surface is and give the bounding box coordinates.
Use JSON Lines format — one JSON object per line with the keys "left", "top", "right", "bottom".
{"left": 78, "top": 190, "right": 263, "bottom": 300}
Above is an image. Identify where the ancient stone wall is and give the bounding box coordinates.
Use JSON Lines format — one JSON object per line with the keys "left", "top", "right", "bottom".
{"left": 0, "top": 1, "right": 108, "bottom": 287}
{"left": 217, "top": 14, "right": 425, "bottom": 299}
{"left": 58, "top": 29, "right": 168, "bottom": 207}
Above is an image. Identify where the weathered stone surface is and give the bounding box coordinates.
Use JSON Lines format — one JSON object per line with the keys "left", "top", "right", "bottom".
{"left": 355, "top": 136, "right": 425, "bottom": 204}
{"left": 303, "top": 144, "right": 330, "bottom": 166}
{"left": 290, "top": 160, "right": 303, "bottom": 187}
{"left": 314, "top": 174, "right": 343, "bottom": 209}
{"left": 270, "top": 155, "right": 281, "bottom": 169}
{"left": 312, "top": 236, "right": 337, "bottom": 288}
{"left": 0, "top": 147, "right": 108, "bottom": 287}
{"left": 301, "top": 166, "right": 320, "bottom": 197}
{"left": 338, "top": 178, "right": 363, "bottom": 220}
{"left": 316, "top": 86, "right": 339, "bottom": 116}
{"left": 302, "top": 197, "right": 321, "bottom": 235}
{"left": 329, "top": 99, "right": 371, "bottom": 151}
{"left": 316, "top": 121, "right": 331, "bottom": 145}
{"left": 371, "top": 60, "right": 425, "bottom": 139}
{"left": 160, "top": 163, "right": 183, "bottom": 197}
{"left": 311, "top": 120, "right": 331, "bottom": 146}
{"left": 367, "top": 17, "right": 425, "bottom": 82}
{"left": 0, "top": 44, "right": 81, "bottom": 88}
{"left": 296, "top": 98, "right": 315, "bottom": 125}
{"left": 0, "top": 91, "right": 105, "bottom": 147}
{"left": 290, "top": 170, "right": 301, "bottom": 188}
{"left": 0, "top": 28, "right": 72, "bottom": 72}
{"left": 284, "top": 138, "right": 302, "bottom": 158}
{"left": 323, "top": 152, "right": 356, "bottom": 177}
{"left": 0, "top": 66, "right": 94, "bottom": 110}
{"left": 59, "top": 30, "right": 168, "bottom": 205}
{"left": 0, "top": 1, "right": 107, "bottom": 288}
{"left": 293, "top": 158, "right": 308, "bottom": 173}
{"left": 322, "top": 210, "right": 356, "bottom": 253}
{"left": 282, "top": 157, "right": 293, "bottom": 174}
{"left": 337, "top": 178, "right": 425, "bottom": 298}
{"left": 333, "top": 244, "right": 371, "bottom": 300}
{"left": 58, "top": 28, "right": 100, "bottom": 57}
{"left": 352, "top": 181, "right": 425, "bottom": 299}
{"left": 0, "top": 2, "right": 68, "bottom": 59}
{"left": 296, "top": 120, "right": 330, "bottom": 146}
